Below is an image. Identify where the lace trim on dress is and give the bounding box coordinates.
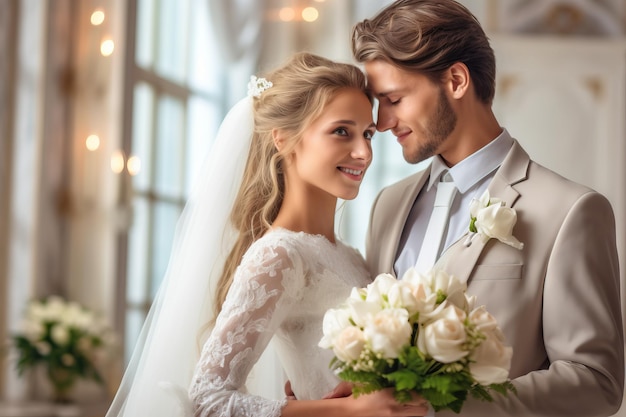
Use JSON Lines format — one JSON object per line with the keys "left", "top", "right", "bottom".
{"left": 189, "top": 233, "right": 304, "bottom": 417}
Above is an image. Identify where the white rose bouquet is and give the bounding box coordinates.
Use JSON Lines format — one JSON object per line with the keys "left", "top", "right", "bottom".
{"left": 10, "top": 296, "right": 116, "bottom": 402}
{"left": 319, "top": 268, "right": 515, "bottom": 413}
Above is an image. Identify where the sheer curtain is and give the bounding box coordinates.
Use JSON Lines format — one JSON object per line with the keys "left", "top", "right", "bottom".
{"left": 207, "top": 0, "right": 286, "bottom": 401}
{"left": 209, "top": 0, "right": 268, "bottom": 104}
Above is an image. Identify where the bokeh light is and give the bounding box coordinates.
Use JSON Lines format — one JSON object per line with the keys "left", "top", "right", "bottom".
{"left": 279, "top": 7, "right": 296, "bottom": 22}
{"left": 111, "top": 150, "right": 125, "bottom": 174}
{"left": 85, "top": 134, "right": 100, "bottom": 151}
{"left": 302, "top": 7, "right": 319, "bottom": 22}
{"left": 100, "top": 39, "right": 115, "bottom": 56}
{"left": 90, "top": 9, "right": 105, "bottom": 26}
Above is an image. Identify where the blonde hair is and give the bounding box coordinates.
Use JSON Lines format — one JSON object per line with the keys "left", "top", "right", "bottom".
{"left": 213, "top": 52, "right": 369, "bottom": 318}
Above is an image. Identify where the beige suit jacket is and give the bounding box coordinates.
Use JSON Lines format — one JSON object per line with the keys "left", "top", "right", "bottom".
{"left": 366, "top": 140, "right": 624, "bottom": 416}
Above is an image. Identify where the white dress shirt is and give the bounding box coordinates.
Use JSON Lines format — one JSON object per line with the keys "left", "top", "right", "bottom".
{"left": 394, "top": 129, "right": 514, "bottom": 278}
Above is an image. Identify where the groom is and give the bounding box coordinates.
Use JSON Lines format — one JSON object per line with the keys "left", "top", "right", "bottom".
{"left": 347, "top": 0, "right": 624, "bottom": 416}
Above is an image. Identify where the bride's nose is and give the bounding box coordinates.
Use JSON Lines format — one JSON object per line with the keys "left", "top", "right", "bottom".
{"left": 351, "top": 137, "right": 372, "bottom": 163}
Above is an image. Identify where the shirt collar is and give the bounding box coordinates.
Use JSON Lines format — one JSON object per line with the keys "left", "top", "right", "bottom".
{"left": 428, "top": 129, "right": 514, "bottom": 193}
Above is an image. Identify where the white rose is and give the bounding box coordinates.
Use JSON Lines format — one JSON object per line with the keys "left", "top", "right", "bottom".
{"left": 364, "top": 308, "right": 412, "bottom": 359}
{"left": 400, "top": 269, "right": 439, "bottom": 320}
{"left": 418, "top": 305, "right": 469, "bottom": 363}
{"left": 430, "top": 269, "right": 467, "bottom": 305}
{"left": 418, "top": 299, "right": 448, "bottom": 324}
{"left": 475, "top": 203, "right": 524, "bottom": 250}
{"left": 344, "top": 275, "right": 397, "bottom": 328}
{"left": 465, "top": 294, "right": 477, "bottom": 312}
{"left": 469, "top": 328, "right": 512, "bottom": 385}
{"left": 347, "top": 290, "right": 382, "bottom": 328}
{"left": 51, "top": 324, "right": 70, "bottom": 345}
{"left": 468, "top": 305, "right": 499, "bottom": 333}
{"left": 62, "top": 302, "right": 81, "bottom": 326}
{"left": 388, "top": 281, "right": 420, "bottom": 315}
{"left": 26, "top": 301, "right": 47, "bottom": 323}
{"left": 402, "top": 268, "right": 432, "bottom": 295}
{"left": 366, "top": 273, "right": 397, "bottom": 303}
{"left": 44, "top": 296, "right": 67, "bottom": 322}
{"left": 348, "top": 286, "right": 366, "bottom": 302}
{"left": 333, "top": 326, "right": 366, "bottom": 362}
{"left": 469, "top": 190, "right": 501, "bottom": 218}
{"left": 319, "top": 307, "right": 352, "bottom": 349}
{"left": 65, "top": 303, "right": 94, "bottom": 330}
{"left": 408, "top": 268, "right": 468, "bottom": 313}
{"left": 20, "top": 318, "right": 44, "bottom": 342}
{"left": 468, "top": 190, "right": 523, "bottom": 250}
{"left": 475, "top": 203, "right": 513, "bottom": 237}
{"left": 399, "top": 268, "right": 423, "bottom": 285}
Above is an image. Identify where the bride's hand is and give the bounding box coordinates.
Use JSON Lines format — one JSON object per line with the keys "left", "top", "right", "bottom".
{"left": 284, "top": 380, "right": 297, "bottom": 400}
{"left": 346, "top": 388, "right": 430, "bottom": 417}
{"left": 323, "top": 381, "right": 353, "bottom": 399}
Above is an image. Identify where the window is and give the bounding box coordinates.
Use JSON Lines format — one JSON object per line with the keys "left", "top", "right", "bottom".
{"left": 122, "top": 0, "right": 224, "bottom": 361}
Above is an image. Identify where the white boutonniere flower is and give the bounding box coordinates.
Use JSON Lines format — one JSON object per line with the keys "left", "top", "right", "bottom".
{"left": 464, "top": 190, "right": 524, "bottom": 250}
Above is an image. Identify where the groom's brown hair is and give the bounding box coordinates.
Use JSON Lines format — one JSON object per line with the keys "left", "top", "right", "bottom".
{"left": 352, "top": 0, "right": 496, "bottom": 104}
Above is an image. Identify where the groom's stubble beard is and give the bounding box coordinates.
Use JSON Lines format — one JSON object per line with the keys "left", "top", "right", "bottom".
{"left": 404, "top": 87, "right": 457, "bottom": 164}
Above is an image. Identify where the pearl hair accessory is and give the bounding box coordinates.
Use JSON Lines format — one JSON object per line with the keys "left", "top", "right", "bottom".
{"left": 247, "top": 75, "right": 273, "bottom": 98}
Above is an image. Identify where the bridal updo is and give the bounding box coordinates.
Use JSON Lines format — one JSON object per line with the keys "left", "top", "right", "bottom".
{"left": 214, "top": 52, "right": 370, "bottom": 317}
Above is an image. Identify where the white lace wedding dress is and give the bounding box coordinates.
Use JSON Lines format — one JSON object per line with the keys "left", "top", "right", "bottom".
{"left": 188, "top": 228, "right": 371, "bottom": 417}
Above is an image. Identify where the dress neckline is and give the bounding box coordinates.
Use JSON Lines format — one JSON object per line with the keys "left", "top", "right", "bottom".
{"left": 267, "top": 227, "right": 338, "bottom": 247}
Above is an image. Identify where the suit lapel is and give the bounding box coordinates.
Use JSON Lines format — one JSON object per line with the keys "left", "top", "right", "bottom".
{"left": 437, "top": 140, "right": 530, "bottom": 284}
{"left": 382, "top": 167, "right": 431, "bottom": 277}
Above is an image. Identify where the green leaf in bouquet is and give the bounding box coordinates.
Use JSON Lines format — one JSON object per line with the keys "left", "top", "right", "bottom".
{"left": 392, "top": 388, "right": 413, "bottom": 404}
{"left": 337, "top": 368, "right": 388, "bottom": 396}
{"left": 385, "top": 368, "right": 419, "bottom": 391}
{"left": 398, "top": 345, "right": 431, "bottom": 374}
{"left": 469, "top": 383, "right": 493, "bottom": 402}
{"left": 419, "top": 371, "right": 473, "bottom": 412}
{"left": 470, "top": 380, "right": 517, "bottom": 402}
{"left": 491, "top": 380, "right": 517, "bottom": 396}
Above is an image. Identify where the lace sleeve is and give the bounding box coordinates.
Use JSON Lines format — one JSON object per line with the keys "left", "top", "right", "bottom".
{"left": 189, "top": 239, "right": 304, "bottom": 417}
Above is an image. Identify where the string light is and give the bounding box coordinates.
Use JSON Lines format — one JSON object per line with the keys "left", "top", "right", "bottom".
{"left": 127, "top": 156, "right": 141, "bottom": 176}
{"left": 111, "top": 151, "right": 125, "bottom": 174}
{"left": 85, "top": 134, "right": 100, "bottom": 151}
{"left": 90, "top": 9, "right": 105, "bottom": 26}
{"left": 302, "top": 7, "right": 319, "bottom": 22}
{"left": 100, "top": 39, "right": 115, "bottom": 56}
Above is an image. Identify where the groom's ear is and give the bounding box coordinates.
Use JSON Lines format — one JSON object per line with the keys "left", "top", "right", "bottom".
{"left": 445, "top": 62, "right": 470, "bottom": 100}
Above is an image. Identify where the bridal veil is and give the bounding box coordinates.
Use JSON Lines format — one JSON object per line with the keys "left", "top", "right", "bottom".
{"left": 106, "top": 96, "right": 258, "bottom": 416}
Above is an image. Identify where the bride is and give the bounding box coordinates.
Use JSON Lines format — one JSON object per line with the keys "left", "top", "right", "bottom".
{"left": 105, "top": 52, "right": 429, "bottom": 417}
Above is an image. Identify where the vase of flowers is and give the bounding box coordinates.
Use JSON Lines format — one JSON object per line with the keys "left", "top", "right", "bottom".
{"left": 11, "top": 296, "right": 116, "bottom": 403}
{"left": 319, "top": 267, "right": 516, "bottom": 413}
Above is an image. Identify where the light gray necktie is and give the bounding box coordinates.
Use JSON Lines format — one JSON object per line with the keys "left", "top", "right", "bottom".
{"left": 415, "top": 171, "right": 457, "bottom": 273}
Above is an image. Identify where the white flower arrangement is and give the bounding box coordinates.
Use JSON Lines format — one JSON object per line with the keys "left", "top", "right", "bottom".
{"left": 465, "top": 190, "right": 524, "bottom": 249}
{"left": 10, "top": 296, "right": 116, "bottom": 401}
{"left": 319, "top": 268, "right": 515, "bottom": 413}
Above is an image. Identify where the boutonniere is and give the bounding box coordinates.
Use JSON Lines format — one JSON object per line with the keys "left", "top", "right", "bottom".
{"left": 464, "top": 190, "right": 524, "bottom": 250}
